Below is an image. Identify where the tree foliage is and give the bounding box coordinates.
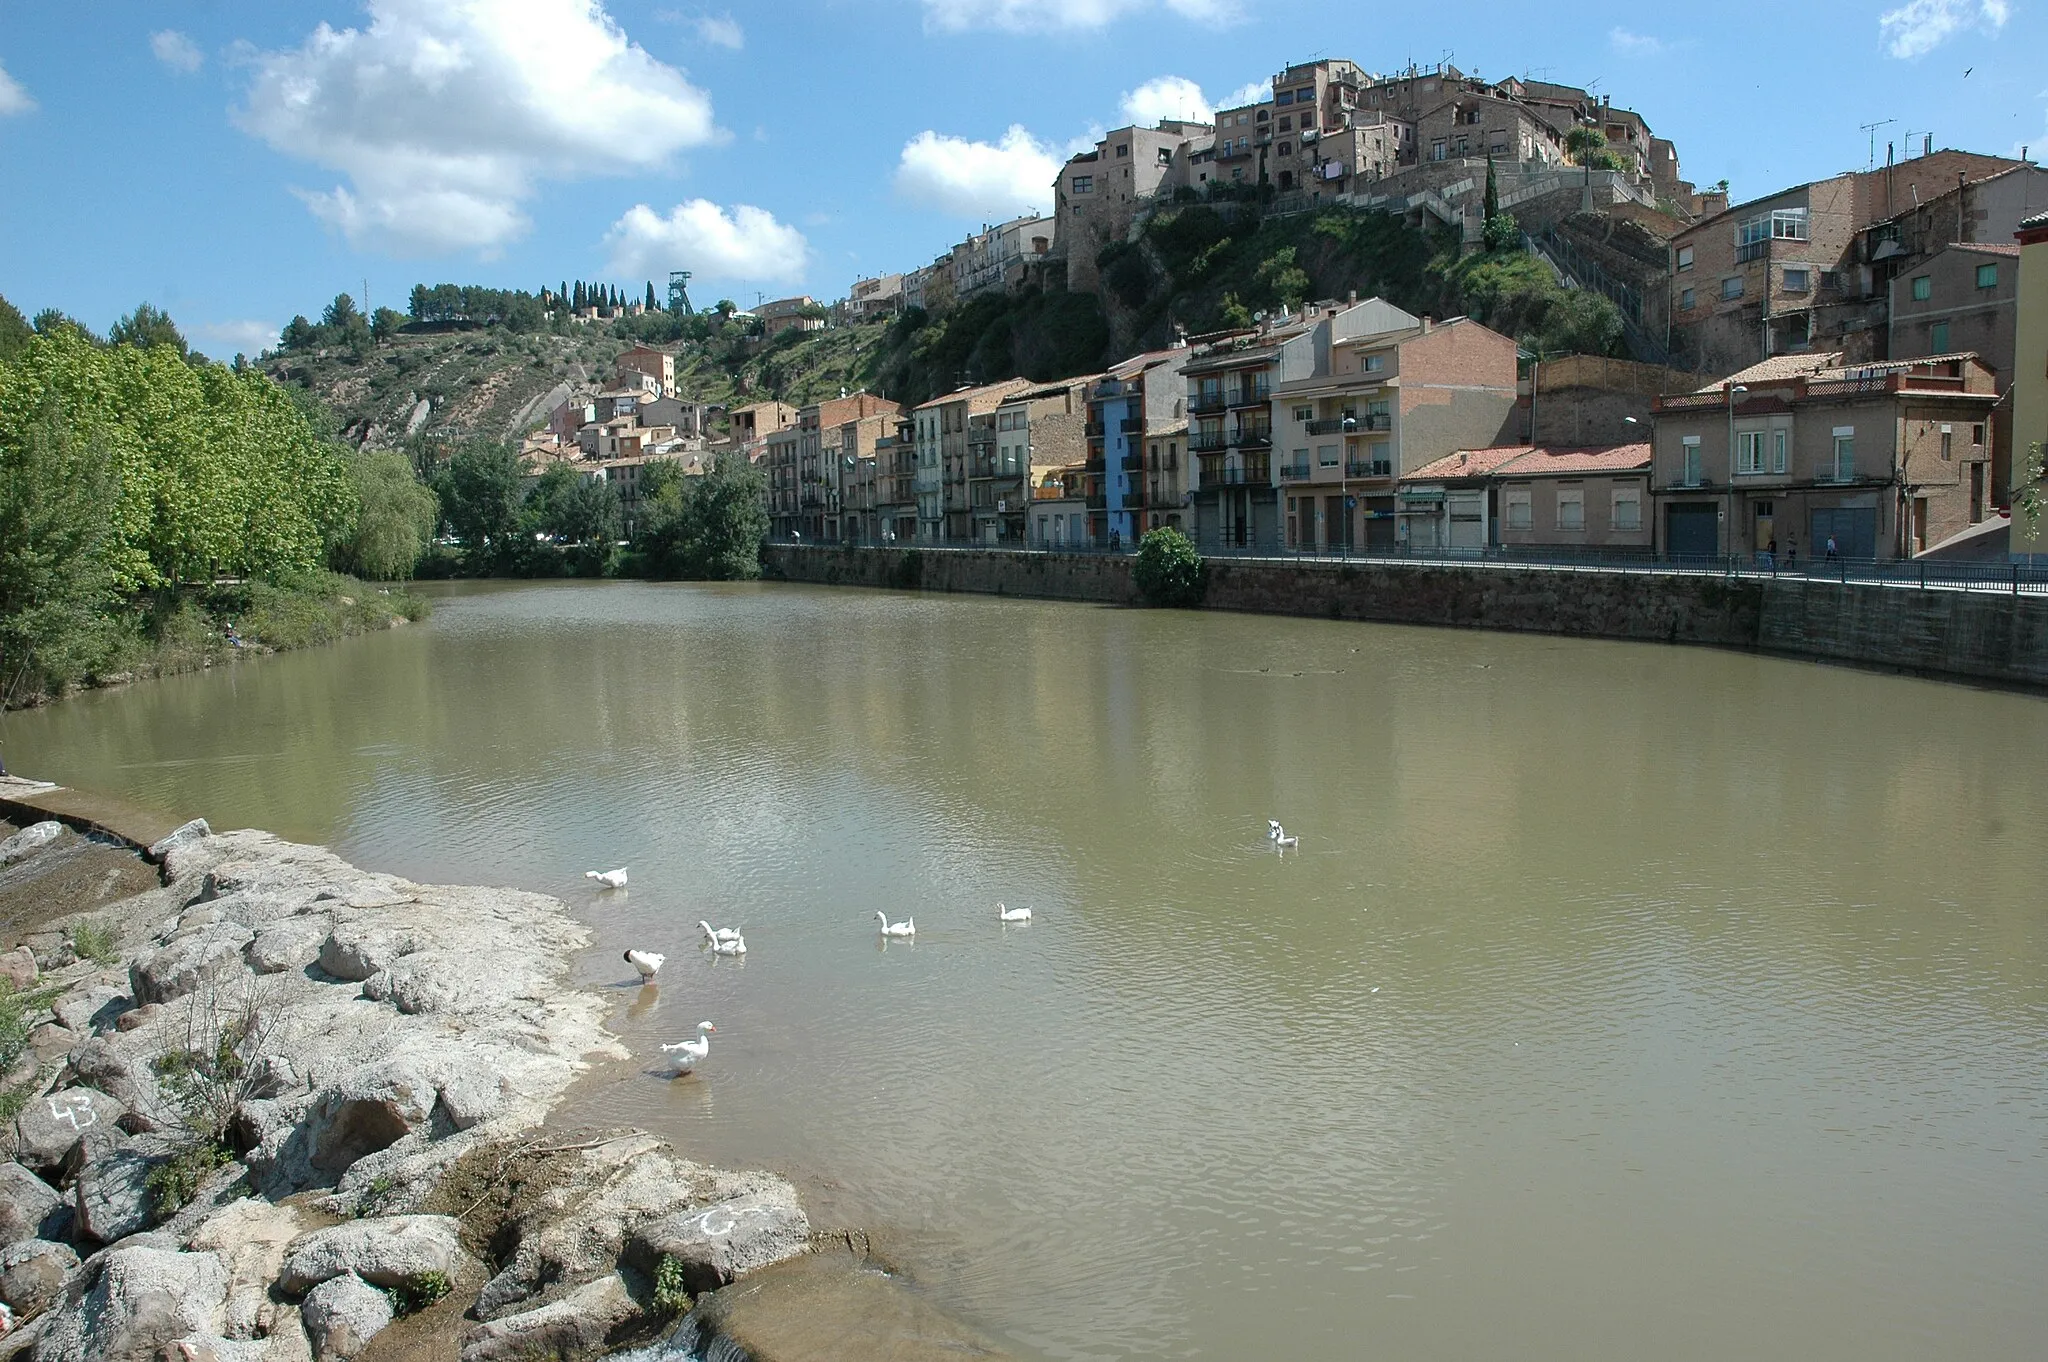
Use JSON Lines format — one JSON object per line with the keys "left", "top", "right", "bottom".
{"left": 0, "top": 400, "right": 120, "bottom": 699}
{"left": 1132, "top": 527, "right": 1206, "bottom": 607}
{"left": 331, "top": 449, "right": 438, "bottom": 580}
{"left": 0, "top": 295, "right": 30, "bottom": 364}
{"left": 432, "top": 438, "right": 526, "bottom": 569}
{"left": 636, "top": 452, "right": 769, "bottom": 580}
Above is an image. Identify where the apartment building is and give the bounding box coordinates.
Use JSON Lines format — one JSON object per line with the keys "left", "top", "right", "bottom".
{"left": 1667, "top": 151, "right": 2023, "bottom": 375}
{"left": 1087, "top": 347, "right": 1193, "bottom": 543}
{"left": 1493, "top": 446, "right": 1653, "bottom": 552}
{"left": 874, "top": 415, "right": 917, "bottom": 544}
{"left": 951, "top": 215, "right": 1057, "bottom": 300}
{"left": 971, "top": 378, "right": 1092, "bottom": 544}
{"left": 849, "top": 273, "right": 905, "bottom": 320}
{"left": 1650, "top": 352, "right": 2000, "bottom": 561}
{"left": 791, "top": 394, "right": 900, "bottom": 543}
{"left": 1271, "top": 304, "right": 1519, "bottom": 550}
{"left": 914, "top": 379, "right": 1029, "bottom": 541}
{"left": 723, "top": 401, "right": 799, "bottom": 463}
{"left": 2011, "top": 210, "right": 2048, "bottom": 561}
{"left": 1890, "top": 242, "right": 2021, "bottom": 497}
{"left": 1184, "top": 322, "right": 1289, "bottom": 550}
{"left": 1029, "top": 463, "right": 1091, "bottom": 548}
{"left": 1394, "top": 444, "right": 1528, "bottom": 549}
{"left": 1415, "top": 91, "right": 1565, "bottom": 171}
{"left": 1055, "top": 121, "right": 1212, "bottom": 291}
{"left": 615, "top": 346, "right": 677, "bottom": 398}
{"left": 763, "top": 425, "right": 804, "bottom": 539}
{"left": 756, "top": 296, "right": 824, "bottom": 338}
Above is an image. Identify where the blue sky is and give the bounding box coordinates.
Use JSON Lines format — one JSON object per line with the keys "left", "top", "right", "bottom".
{"left": 0, "top": 0, "right": 2040, "bottom": 359}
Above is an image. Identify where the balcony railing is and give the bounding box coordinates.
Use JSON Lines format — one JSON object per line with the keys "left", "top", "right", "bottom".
{"left": 1085, "top": 420, "right": 1106, "bottom": 438}
{"left": 1120, "top": 454, "right": 1144, "bottom": 471}
{"left": 1306, "top": 412, "right": 1391, "bottom": 435}
{"left": 1232, "top": 385, "right": 1273, "bottom": 408}
{"left": 1205, "top": 460, "right": 1271, "bottom": 485}
{"left": 1280, "top": 462, "right": 1312, "bottom": 481}
{"left": 1120, "top": 417, "right": 1144, "bottom": 433}
{"left": 1234, "top": 427, "right": 1274, "bottom": 449}
{"left": 1346, "top": 458, "right": 1393, "bottom": 478}
{"left": 1190, "top": 392, "right": 1229, "bottom": 414}
{"left": 1190, "top": 430, "right": 1229, "bottom": 452}
{"left": 1086, "top": 492, "right": 1107, "bottom": 509}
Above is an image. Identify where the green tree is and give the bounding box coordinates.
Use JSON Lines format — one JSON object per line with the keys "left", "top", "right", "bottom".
{"left": 1482, "top": 212, "right": 1520, "bottom": 252}
{"left": 434, "top": 438, "right": 526, "bottom": 569}
{"left": 636, "top": 453, "right": 767, "bottom": 580}
{"left": 1217, "top": 292, "right": 1253, "bottom": 330}
{"left": 370, "top": 307, "right": 407, "bottom": 343}
{"left": 331, "top": 449, "right": 438, "bottom": 579}
{"left": 0, "top": 400, "right": 120, "bottom": 699}
{"left": 1564, "top": 127, "right": 1606, "bottom": 165}
{"left": 280, "top": 315, "right": 318, "bottom": 351}
{"left": 322, "top": 293, "right": 363, "bottom": 332}
{"left": 32, "top": 310, "right": 99, "bottom": 343}
{"left": 645, "top": 281, "right": 659, "bottom": 311}
{"left": 539, "top": 472, "right": 619, "bottom": 547}
{"left": 1132, "top": 527, "right": 1206, "bottom": 607}
{"left": 0, "top": 296, "right": 32, "bottom": 363}
{"left": 1484, "top": 154, "right": 1501, "bottom": 223}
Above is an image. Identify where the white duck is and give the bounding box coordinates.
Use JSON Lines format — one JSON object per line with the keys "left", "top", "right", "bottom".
{"left": 623, "top": 949, "right": 664, "bottom": 981}
{"left": 698, "top": 919, "right": 742, "bottom": 945}
{"left": 710, "top": 933, "right": 746, "bottom": 956}
{"left": 997, "top": 902, "right": 1032, "bottom": 923}
{"left": 585, "top": 868, "right": 629, "bottom": 890}
{"left": 661, "top": 1021, "right": 715, "bottom": 1075}
{"left": 876, "top": 911, "right": 915, "bottom": 938}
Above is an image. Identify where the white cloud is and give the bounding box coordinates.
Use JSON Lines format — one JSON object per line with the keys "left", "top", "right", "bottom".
{"left": 1121, "top": 76, "right": 1211, "bottom": 125}
{"left": 1609, "top": 27, "right": 1666, "bottom": 58}
{"left": 602, "top": 201, "right": 809, "bottom": 285}
{"left": 894, "top": 126, "right": 1062, "bottom": 219}
{"left": 921, "top": 0, "right": 1234, "bottom": 32}
{"left": 1218, "top": 79, "right": 1269, "bottom": 109}
{"left": 1878, "top": 0, "right": 2009, "bottom": 58}
{"left": 194, "top": 320, "right": 281, "bottom": 354}
{"left": 0, "top": 58, "right": 35, "bottom": 115}
{"left": 150, "top": 30, "right": 205, "bottom": 73}
{"left": 695, "top": 13, "right": 743, "bottom": 48}
{"left": 236, "top": 0, "right": 720, "bottom": 256}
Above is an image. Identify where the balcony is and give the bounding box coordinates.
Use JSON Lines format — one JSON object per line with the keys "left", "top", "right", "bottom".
{"left": 1190, "top": 430, "right": 1229, "bottom": 453}
{"left": 1120, "top": 454, "right": 1144, "bottom": 472}
{"left": 1207, "top": 459, "right": 1271, "bottom": 485}
{"left": 1120, "top": 417, "right": 1144, "bottom": 433}
{"left": 1280, "top": 462, "right": 1313, "bottom": 481}
{"left": 1084, "top": 454, "right": 1106, "bottom": 473}
{"left": 1190, "top": 391, "right": 1230, "bottom": 415}
{"left": 1086, "top": 492, "right": 1107, "bottom": 509}
{"left": 1231, "top": 385, "right": 1273, "bottom": 408}
{"left": 1346, "top": 458, "right": 1393, "bottom": 478}
{"left": 1234, "top": 427, "right": 1274, "bottom": 449}
{"left": 1307, "top": 412, "right": 1388, "bottom": 436}
{"left": 1085, "top": 420, "right": 1107, "bottom": 438}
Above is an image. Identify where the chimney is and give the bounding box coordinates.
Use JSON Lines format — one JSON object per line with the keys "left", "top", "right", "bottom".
{"left": 1422, "top": 315, "right": 1434, "bottom": 333}
{"left": 1923, "top": 133, "right": 1932, "bottom": 158}
{"left": 1347, "top": 289, "right": 1358, "bottom": 306}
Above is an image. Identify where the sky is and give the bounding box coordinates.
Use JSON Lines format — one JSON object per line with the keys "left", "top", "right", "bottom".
{"left": 0, "top": 0, "right": 2041, "bottom": 360}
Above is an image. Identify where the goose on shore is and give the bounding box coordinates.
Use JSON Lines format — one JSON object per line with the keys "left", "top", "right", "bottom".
{"left": 698, "top": 919, "right": 742, "bottom": 945}
{"left": 997, "top": 902, "right": 1032, "bottom": 923}
{"left": 585, "top": 868, "right": 629, "bottom": 890}
{"left": 710, "top": 933, "right": 746, "bottom": 956}
{"left": 623, "top": 949, "right": 665, "bottom": 980}
{"left": 876, "top": 912, "right": 915, "bottom": 938}
{"left": 661, "top": 1021, "right": 715, "bottom": 1075}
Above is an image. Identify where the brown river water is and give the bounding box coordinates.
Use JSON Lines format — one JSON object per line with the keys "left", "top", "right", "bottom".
{"left": 3, "top": 579, "right": 2046, "bottom": 1360}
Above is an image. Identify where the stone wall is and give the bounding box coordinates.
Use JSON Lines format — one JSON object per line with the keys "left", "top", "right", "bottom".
{"left": 765, "top": 545, "right": 2048, "bottom": 689}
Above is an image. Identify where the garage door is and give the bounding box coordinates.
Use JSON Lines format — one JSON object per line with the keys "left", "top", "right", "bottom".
{"left": 1809, "top": 507, "right": 1876, "bottom": 561}
{"left": 1666, "top": 502, "right": 1718, "bottom": 559}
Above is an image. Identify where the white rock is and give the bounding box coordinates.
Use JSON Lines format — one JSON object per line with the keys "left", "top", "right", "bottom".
{"left": 298, "top": 1275, "right": 391, "bottom": 1362}
{"left": 626, "top": 1184, "right": 810, "bottom": 1294}
{"left": 277, "top": 1216, "right": 463, "bottom": 1295}
{"left": 11, "top": 1089, "right": 129, "bottom": 1176}
{"left": 74, "top": 1146, "right": 163, "bottom": 1244}
{"left": 129, "top": 924, "right": 255, "bottom": 1006}
{"left": 0, "top": 823, "right": 62, "bottom": 867}
{"left": 186, "top": 1200, "right": 310, "bottom": 1341}
{"left": 316, "top": 926, "right": 414, "bottom": 984}
{"left": 459, "top": 1274, "right": 638, "bottom": 1362}
{"left": 147, "top": 820, "right": 213, "bottom": 863}
{"left": 245, "top": 919, "right": 332, "bottom": 976}
{"left": 0, "top": 1165, "right": 65, "bottom": 1246}
{"left": 28, "top": 1245, "right": 227, "bottom": 1362}
{"left": 0, "top": 1239, "right": 77, "bottom": 1321}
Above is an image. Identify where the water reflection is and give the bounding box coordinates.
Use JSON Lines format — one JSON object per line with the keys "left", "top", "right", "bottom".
{"left": 4, "top": 580, "right": 2047, "bottom": 1361}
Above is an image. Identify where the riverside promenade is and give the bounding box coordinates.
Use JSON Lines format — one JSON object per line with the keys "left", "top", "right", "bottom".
{"left": 762, "top": 542, "right": 2048, "bottom": 692}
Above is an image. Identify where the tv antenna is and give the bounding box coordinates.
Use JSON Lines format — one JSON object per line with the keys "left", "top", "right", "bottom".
{"left": 1859, "top": 118, "right": 1896, "bottom": 169}
{"left": 667, "top": 269, "right": 694, "bottom": 314}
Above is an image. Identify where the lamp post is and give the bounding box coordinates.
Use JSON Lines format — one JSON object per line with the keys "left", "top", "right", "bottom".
{"left": 1726, "top": 383, "right": 1748, "bottom": 560}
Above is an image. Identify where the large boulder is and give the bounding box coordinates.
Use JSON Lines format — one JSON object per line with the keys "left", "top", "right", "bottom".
{"left": 51, "top": 982, "right": 128, "bottom": 1036}
{"left": 0, "top": 822, "right": 62, "bottom": 866}
{"left": 458, "top": 1274, "right": 641, "bottom": 1362}
{"left": 300, "top": 1063, "right": 439, "bottom": 1177}
{"left": 74, "top": 1146, "right": 164, "bottom": 1244}
{"left": 277, "top": 1216, "right": 463, "bottom": 1295}
{"left": 0, "top": 1164, "right": 66, "bottom": 1245}
{"left": 12, "top": 1088, "right": 128, "bottom": 1176}
{"left": 298, "top": 1274, "right": 391, "bottom": 1362}
{"left": 244, "top": 919, "right": 331, "bottom": 977}
{"left": 315, "top": 926, "right": 415, "bottom": 984}
{"left": 0, "top": 1239, "right": 78, "bottom": 1322}
{"left": 624, "top": 1185, "right": 810, "bottom": 1294}
{"left": 130, "top": 924, "right": 255, "bottom": 1006}
{"left": 29, "top": 1244, "right": 228, "bottom": 1362}
{"left": 0, "top": 947, "right": 37, "bottom": 990}
{"left": 146, "top": 819, "right": 213, "bottom": 863}
{"left": 185, "top": 1200, "right": 311, "bottom": 1341}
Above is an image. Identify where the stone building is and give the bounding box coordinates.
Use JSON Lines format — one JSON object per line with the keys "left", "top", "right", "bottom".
{"left": 1889, "top": 242, "right": 2021, "bottom": 498}
{"left": 1054, "top": 121, "right": 1212, "bottom": 292}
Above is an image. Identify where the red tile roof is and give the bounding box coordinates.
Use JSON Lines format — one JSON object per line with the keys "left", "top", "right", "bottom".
{"left": 1495, "top": 443, "right": 1652, "bottom": 476}
{"left": 1402, "top": 445, "right": 1546, "bottom": 481}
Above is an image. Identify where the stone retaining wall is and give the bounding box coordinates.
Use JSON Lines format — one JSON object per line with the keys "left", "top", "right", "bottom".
{"left": 763, "top": 545, "right": 2048, "bottom": 690}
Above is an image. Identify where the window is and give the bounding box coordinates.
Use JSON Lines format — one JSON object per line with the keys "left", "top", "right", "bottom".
{"left": 1910, "top": 275, "right": 1931, "bottom": 301}
{"left": 1506, "top": 492, "right": 1533, "bottom": 529}
{"left": 1736, "top": 208, "right": 1807, "bottom": 260}
{"left": 1827, "top": 427, "right": 1855, "bottom": 482}
{"left": 1941, "top": 427, "right": 1953, "bottom": 461}
{"left": 1292, "top": 405, "right": 1313, "bottom": 422}
{"left": 1676, "top": 245, "right": 1694, "bottom": 271}
{"left": 1976, "top": 263, "right": 1999, "bottom": 289}
{"left": 1931, "top": 321, "right": 1950, "bottom": 352}
{"left": 1158, "top": 147, "right": 1173, "bottom": 165}
{"left": 1972, "top": 424, "right": 1986, "bottom": 447}
{"left": 1721, "top": 276, "right": 1744, "bottom": 301}
{"left": 1279, "top": 142, "right": 1292, "bottom": 156}
{"left": 1430, "top": 139, "right": 1447, "bottom": 161}
{"left": 1072, "top": 175, "right": 1093, "bottom": 194}
{"left": 1276, "top": 90, "right": 1294, "bottom": 106}
{"left": 1772, "top": 428, "right": 1788, "bottom": 473}
{"left": 1681, "top": 435, "right": 1703, "bottom": 485}
{"left": 1318, "top": 444, "right": 1338, "bottom": 468}
{"left": 1363, "top": 354, "right": 1385, "bottom": 372}
{"left": 1278, "top": 115, "right": 1292, "bottom": 131}
{"left": 1783, "top": 267, "right": 1811, "bottom": 293}
{"left": 1736, "top": 430, "right": 1767, "bottom": 475}
{"left": 1613, "top": 489, "right": 1642, "bottom": 531}
{"left": 1681, "top": 287, "right": 1696, "bottom": 310}
{"left": 1557, "top": 490, "right": 1585, "bottom": 531}
{"left": 1820, "top": 270, "right": 1841, "bottom": 290}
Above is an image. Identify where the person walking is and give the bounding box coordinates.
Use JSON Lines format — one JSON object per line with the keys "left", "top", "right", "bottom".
{"left": 1825, "top": 534, "right": 1839, "bottom": 563}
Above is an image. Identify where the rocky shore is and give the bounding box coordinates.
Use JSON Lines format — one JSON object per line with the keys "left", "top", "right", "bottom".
{"left": 0, "top": 787, "right": 1002, "bottom": 1362}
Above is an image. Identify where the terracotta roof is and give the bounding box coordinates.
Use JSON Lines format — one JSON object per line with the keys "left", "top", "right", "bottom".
{"left": 1943, "top": 241, "right": 2020, "bottom": 256}
{"left": 914, "top": 378, "right": 1030, "bottom": 410}
{"left": 2023, "top": 208, "right": 2048, "bottom": 231}
{"left": 1402, "top": 445, "right": 1539, "bottom": 481}
{"left": 1495, "top": 443, "right": 1652, "bottom": 477}
{"left": 1700, "top": 353, "right": 1847, "bottom": 390}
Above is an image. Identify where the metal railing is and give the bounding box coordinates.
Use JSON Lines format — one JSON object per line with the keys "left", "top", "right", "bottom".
{"left": 761, "top": 537, "right": 2048, "bottom": 596}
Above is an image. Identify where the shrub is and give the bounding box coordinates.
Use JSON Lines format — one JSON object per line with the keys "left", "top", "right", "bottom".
{"left": 145, "top": 1141, "right": 233, "bottom": 1215}
{"left": 69, "top": 919, "right": 119, "bottom": 966}
{"left": 0, "top": 979, "right": 62, "bottom": 1122}
{"left": 1132, "top": 527, "right": 1206, "bottom": 607}
{"left": 653, "top": 1255, "right": 692, "bottom": 1315}
{"left": 391, "top": 1270, "right": 452, "bottom": 1318}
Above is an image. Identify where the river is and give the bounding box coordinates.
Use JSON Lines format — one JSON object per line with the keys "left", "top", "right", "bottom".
{"left": 5, "top": 579, "right": 2046, "bottom": 1360}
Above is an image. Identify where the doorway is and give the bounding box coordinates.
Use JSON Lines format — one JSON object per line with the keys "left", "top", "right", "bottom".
{"left": 1752, "top": 501, "right": 1774, "bottom": 558}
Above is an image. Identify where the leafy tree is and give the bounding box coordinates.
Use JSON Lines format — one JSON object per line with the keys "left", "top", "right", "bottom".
{"left": 1132, "top": 527, "right": 1206, "bottom": 607}
{"left": 645, "top": 281, "right": 658, "bottom": 311}
{"left": 331, "top": 449, "right": 438, "bottom": 579}
{"left": 539, "top": 472, "right": 619, "bottom": 548}
{"left": 322, "top": 293, "right": 363, "bottom": 332}
{"left": 0, "top": 399, "right": 120, "bottom": 698}
{"left": 370, "top": 307, "right": 407, "bottom": 343}
{"left": 433, "top": 438, "right": 525, "bottom": 569}
{"left": 636, "top": 452, "right": 767, "bottom": 580}
{"left": 281, "top": 315, "right": 318, "bottom": 351}
{"left": 1217, "top": 291, "right": 1253, "bottom": 329}
{"left": 1482, "top": 212, "right": 1520, "bottom": 253}
{"left": 1564, "top": 127, "right": 1606, "bottom": 165}
{"left": 33, "top": 309, "right": 100, "bottom": 344}
{"left": 1253, "top": 247, "right": 1310, "bottom": 313}
{"left": 0, "top": 295, "right": 33, "bottom": 363}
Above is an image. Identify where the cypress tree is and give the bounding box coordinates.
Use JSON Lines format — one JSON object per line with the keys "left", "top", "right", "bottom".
{"left": 573, "top": 281, "right": 585, "bottom": 310}
{"left": 1483, "top": 153, "right": 1500, "bottom": 223}
{"left": 645, "top": 281, "right": 658, "bottom": 311}
{"left": 560, "top": 280, "right": 568, "bottom": 306}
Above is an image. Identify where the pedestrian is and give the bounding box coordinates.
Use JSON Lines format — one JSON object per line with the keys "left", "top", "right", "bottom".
{"left": 1762, "top": 536, "right": 1777, "bottom": 572}
{"left": 1786, "top": 540, "right": 1798, "bottom": 570}
{"left": 1825, "top": 534, "right": 1839, "bottom": 563}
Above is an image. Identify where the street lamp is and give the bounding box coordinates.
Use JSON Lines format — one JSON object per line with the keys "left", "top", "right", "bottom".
{"left": 1726, "top": 383, "right": 1749, "bottom": 560}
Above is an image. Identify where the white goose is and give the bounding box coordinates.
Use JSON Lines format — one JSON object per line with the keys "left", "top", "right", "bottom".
{"left": 1272, "top": 824, "right": 1299, "bottom": 848}
{"left": 585, "top": 868, "right": 629, "bottom": 890}
{"left": 623, "top": 949, "right": 665, "bottom": 980}
{"left": 876, "top": 911, "right": 915, "bottom": 938}
{"left": 1267, "top": 819, "right": 1283, "bottom": 841}
{"left": 698, "top": 919, "right": 742, "bottom": 945}
{"left": 710, "top": 933, "right": 747, "bottom": 956}
{"left": 997, "top": 902, "right": 1032, "bottom": 923}
{"left": 661, "top": 1021, "right": 715, "bottom": 1075}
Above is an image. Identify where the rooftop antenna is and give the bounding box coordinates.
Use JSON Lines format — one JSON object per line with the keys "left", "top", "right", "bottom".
{"left": 1902, "top": 130, "right": 1921, "bottom": 158}
{"left": 1859, "top": 118, "right": 1896, "bottom": 170}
